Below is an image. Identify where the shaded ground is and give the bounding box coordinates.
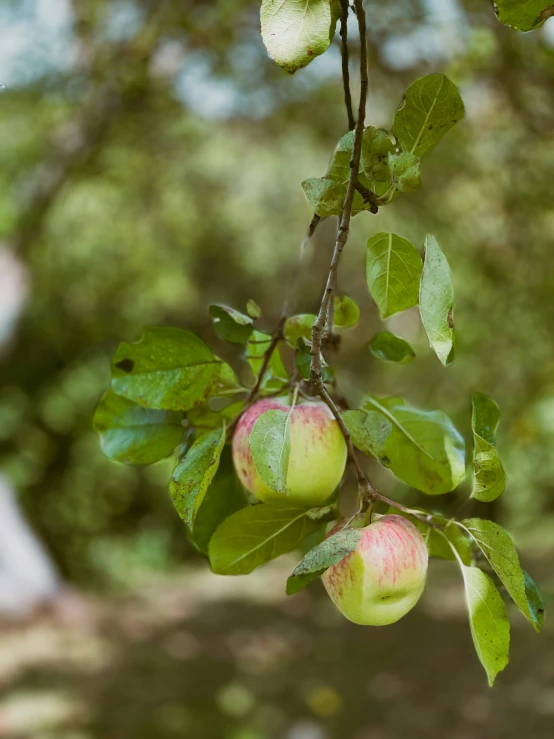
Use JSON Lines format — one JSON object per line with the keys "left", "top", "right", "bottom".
{"left": 0, "top": 558, "right": 552, "bottom": 739}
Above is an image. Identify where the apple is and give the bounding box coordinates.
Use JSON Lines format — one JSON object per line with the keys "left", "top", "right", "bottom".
{"left": 322, "top": 514, "right": 428, "bottom": 626}
{"left": 232, "top": 397, "right": 347, "bottom": 506}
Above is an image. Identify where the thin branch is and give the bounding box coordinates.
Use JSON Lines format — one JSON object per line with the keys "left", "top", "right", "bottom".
{"left": 339, "top": 0, "right": 355, "bottom": 131}
{"left": 247, "top": 317, "right": 286, "bottom": 404}
{"left": 354, "top": 181, "right": 380, "bottom": 213}
{"left": 310, "top": 0, "right": 368, "bottom": 389}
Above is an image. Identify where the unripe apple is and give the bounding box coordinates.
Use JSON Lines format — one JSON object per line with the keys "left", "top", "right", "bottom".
{"left": 322, "top": 514, "right": 428, "bottom": 626}
{"left": 232, "top": 397, "right": 347, "bottom": 506}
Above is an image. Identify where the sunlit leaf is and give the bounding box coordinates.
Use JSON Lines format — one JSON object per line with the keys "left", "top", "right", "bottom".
{"left": 420, "top": 235, "right": 455, "bottom": 366}
{"left": 393, "top": 74, "right": 465, "bottom": 157}
{"left": 261, "top": 0, "right": 340, "bottom": 74}
{"left": 493, "top": 0, "right": 554, "bottom": 31}
{"left": 93, "top": 389, "right": 183, "bottom": 465}
{"left": 246, "top": 330, "right": 289, "bottom": 390}
{"left": 333, "top": 295, "right": 360, "bottom": 328}
{"left": 366, "top": 232, "right": 422, "bottom": 319}
{"left": 471, "top": 392, "right": 506, "bottom": 502}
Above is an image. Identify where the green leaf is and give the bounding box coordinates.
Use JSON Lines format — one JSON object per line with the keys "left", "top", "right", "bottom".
{"left": 393, "top": 73, "right": 465, "bottom": 157}
{"left": 295, "top": 339, "right": 334, "bottom": 383}
{"left": 249, "top": 408, "right": 292, "bottom": 494}
{"left": 387, "top": 508, "right": 472, "bottom": 565}
{"left": 187, "top": 447, "right": 248, "bottom": 555}
{"left": 246, "top": 299, "right": 262, "bottom": 319}
{"left": 112, "top": 328, "right": 232, "bottom": 411}
{"left": 341, "top": 408, "right": 392, "bottom": 458}
{"left": 493, "top": 0, "right": 554, "bottom": 31}
{"left": 93, "top": 389, "right": 183, "bottom": 465}
{"left": 523, "top": 571, "right": 545, "bottom": 633}
{"left": 366, "top": 232, "right": 423, "bottom": 319}
{"left": 260, "top": 0, "right": 340, "bottom": 74}
{"left": 209, "top": 304, "right": 254, "bottom": 344}
{"left": 186, "top": 401, "right": 245, "bottom": 434}
{"left": 284, "top": 314, "right": 317, "bottom": 346}
{"left": 333, "top": 296, "right": 360, "bottom": 328}
{"left": 369, "top": 331, "right": 415, "bottom": 364}
{"left": 302, "top": 130, "right": 390, "bottom": 217}
{"left": 344, "top": 396, "right": 466, "bottom": 495}
{"left": 286, "top": 527, "right": 362, "bottom": 595}
{"left": 360, "top": 127, "right": 395, "bottom": 186}
{"left": 420, "top": 235, "right": 455, "bottom": 366}
{"left": 209, "top": 501, "right": 322, "bottom": 575}
{"left": 459, "top": 564, "right": 510, "bottom": 686}
{"left": 388, "top": 152, "right": 421, "bottom": 193}
{"left": 169, "top": 426, "right": 226, "bottom": 526}
{"left": 246, "top": 330, "right": 288, "bottom": 390}
{"left": 463, "top": 518, "right": 544, "bottom": 633}
{"left": 471, "top": 393, "right": 506, "bottom": 502}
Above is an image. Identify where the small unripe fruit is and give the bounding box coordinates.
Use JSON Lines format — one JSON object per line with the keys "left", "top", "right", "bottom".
{"left": 322, "top": 515, "right": 428, "bottom": 626}
{"left": 232, "top": 397, "right": 347, "bottom": 506}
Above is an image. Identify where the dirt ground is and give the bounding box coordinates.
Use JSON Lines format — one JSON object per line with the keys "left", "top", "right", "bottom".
{"left": 0, "top": 557, "right": 552, "bottom": 739}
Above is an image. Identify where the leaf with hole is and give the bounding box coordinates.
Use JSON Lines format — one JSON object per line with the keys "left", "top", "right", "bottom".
{"left": 112, "top": 328, "right": 233, "bottom": 411}
{"left": 209, "top": 501, "right": 323, "bottom": 575}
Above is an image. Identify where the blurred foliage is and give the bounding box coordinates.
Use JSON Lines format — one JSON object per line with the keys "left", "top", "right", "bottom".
{"left": 1, "top": 0, "right": 554, "bottom": 585}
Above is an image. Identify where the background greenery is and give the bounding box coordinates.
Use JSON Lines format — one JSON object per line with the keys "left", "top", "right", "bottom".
{"left": 1, "top": 1, "right": 554, "bottom": 737}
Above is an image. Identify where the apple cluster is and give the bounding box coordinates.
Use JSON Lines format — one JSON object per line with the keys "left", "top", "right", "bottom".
{"left": 232, "top": 397, "right": 428, "bottom": 625}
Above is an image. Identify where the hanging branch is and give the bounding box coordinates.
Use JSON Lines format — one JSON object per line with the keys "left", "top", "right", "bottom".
{"left": 339, "top": 0, "right": 355, "bottom": 131}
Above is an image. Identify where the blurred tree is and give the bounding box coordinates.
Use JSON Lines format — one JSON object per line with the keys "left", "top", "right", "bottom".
{"left": 1, "top": 0, "right": 554, "bottom": 584}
